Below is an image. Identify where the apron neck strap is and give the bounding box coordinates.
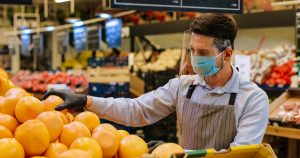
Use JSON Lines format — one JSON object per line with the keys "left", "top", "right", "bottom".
{"left": 186, "top": 84, "right": 237, "bottom": 106}
{"left": 186, "top": 85, "right": 197, "bottom": 99}
{"left": 228, "top": 93, "right": 237, "bottom": 105}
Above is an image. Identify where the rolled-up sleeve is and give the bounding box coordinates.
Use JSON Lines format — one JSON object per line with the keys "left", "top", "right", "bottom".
{"left": 87, "top": 78, "right": 179, "bottom": 127}
{"left": 231, "top": 91, "right": 269, "bottom": 146}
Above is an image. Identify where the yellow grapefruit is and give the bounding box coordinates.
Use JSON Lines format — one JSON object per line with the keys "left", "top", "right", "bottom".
{"left": 14, "top": 119, "right": 50, "bottom": 156}
{"left": 118, "top": 130, "right": 129, "bottom": 140}
{"left": 0, "top": 125, "right": 13, "bottom": 138}
{"left": 70, "top": 137, "right": 102, "bottom": 158}
{"left": 151, "top": 143, "right": 184, "bottom": 158}
{"left": 0, "top": 138, "right": 24, "bottom": 158}
{"left": 92, "top": 130, "right": 119, "bottom": 158}
{"left": 58, "top": 149, "right": 93, "bottom": 158}
{"left": 118, "top": 135, "right": 148, "bottom": 158}
{"left": 43, "top": 95, "right": 67, "bottom": 114}
{"left": 60, "top": 121, "right": 91, "bottom": 147}
{"left": 44, "top": 142, "right": 68, "bottom": 158}
{"left": 0, "top": 113, "right": 19, "bottom": 133}
{"left": 0, "top": 92, "right": 25, "bottom": 116}
{"left": 93, "top": 123, "right": 121, "bottom": 141}
{"left": 36, "top": 111, "right": 64, "bottom": 142}
{"left": 15, "top": 96, "right": 44, "bottom": 123}
{"left": 74, "top": 111, "right": 100, "bottom": 132}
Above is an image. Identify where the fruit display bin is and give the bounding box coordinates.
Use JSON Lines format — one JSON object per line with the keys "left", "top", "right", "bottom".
{"left": 143, "top": 144, "right": 276, "bottom": 158}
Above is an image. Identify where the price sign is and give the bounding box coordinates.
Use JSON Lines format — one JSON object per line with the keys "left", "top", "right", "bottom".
{"left": 87, "top": 25, "right": 102, "bottom": 50}
{"left": 235, "top": 54, "right": 251, "bottom": 81}
{"left": 1, "top": 0, "right": 32, "bottom": 5}
{"left": 57, "top": 31, "right": 69, "bottom": 54}
{"left": 21, "top": 34, "right": 31, "bottom": 56}
{"left": 32, "top": 34, "right": 44, "bottom": 55}
{"left": 111, "top": 0, "right": 242, "bottom": 13}
{"left": 73, "top": 26, "right": 88, "bottom": 53}
{"left": 105, "top": 19, "right": 122, "bottom": 48}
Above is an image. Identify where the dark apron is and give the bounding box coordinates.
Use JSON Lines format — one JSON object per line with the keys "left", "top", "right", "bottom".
{"left": 179, "top": 85, "right": 237, "bottom": 150}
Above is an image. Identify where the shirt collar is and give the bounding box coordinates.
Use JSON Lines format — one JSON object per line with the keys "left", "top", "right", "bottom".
{"left": 192, "top": 65, "right": 240, "bottom": 94}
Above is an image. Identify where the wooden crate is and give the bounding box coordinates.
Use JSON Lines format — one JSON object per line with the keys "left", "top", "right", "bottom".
{"left": 87, "top": 67, "right": 130, "bottom": 83}
{"left": 130, "top": 74, "right": 145, "bottom": 97}
{"left": 269, "top": 89, "right": 300, "bottom": 121}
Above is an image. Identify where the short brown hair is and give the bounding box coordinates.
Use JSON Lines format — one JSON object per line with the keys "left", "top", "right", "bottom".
{"left": 189, "top": 14, "right": 238, "bottom": 49}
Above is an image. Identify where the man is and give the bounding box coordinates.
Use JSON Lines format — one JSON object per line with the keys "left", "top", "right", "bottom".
{"left": 44, "top": 14, "right": 269, "bottom": 150}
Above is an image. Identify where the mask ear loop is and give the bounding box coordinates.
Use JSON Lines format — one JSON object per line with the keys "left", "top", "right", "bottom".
{"left": 213, "top": 38, "right": 231, "bottom": 69}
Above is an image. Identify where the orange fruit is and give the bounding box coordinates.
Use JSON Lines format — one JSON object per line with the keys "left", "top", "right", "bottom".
{"left": 14, "top": 119, "right": 50, "bottom": 156}
{"left": 54, "top": 111, "right": 69, "bottom": 124}
{"left": 93, "top": 123, "right": 121, "bottom": 141}
{"left": 118, "top": 135, "right": 148, "bottom": 158}
{"left": 44, "top": 142, "right": 68, "bottom": 158}
{"left": 0, "top": 92, "right": 25, "bottom": 116}
{"left": 60, "top": 121, "right": 91, "bottom": 147}
{"left": 92, "top": 130, "right": 119, "bottom": 158}
{"left": 151, "top": 143, "right": 184, "bottom": 158}
{"left": 0, "top": 76, "right": 11, "bottom": 96}
{"left": 58, "top": 149, "right": 93, "bottom": 158}
{"left": 74, "top": 111, "right": 100, "bottom": 132}
{"left": 118, "top": 130, "right": 129, "bottom": 140}
{"left": 7, "top": 80, "right": 16, "bottom": 89}
{"left": 112, "top": 154, "right": 119, "bottom": 158}
{"left": 65, "top": 112, "right": 74, "bottom": 123}
{"left": 43, "top": 95, "right": 67, "bottom": 114}
{"left": 0, "top": 138, "right": 24, "bottom": 158}
{"left": 15, "top": 96, "right": 44, "bottom": 123}
{"left": 4, "top": 87, "right": 28, "bottom": 98}
{"left": 36, "top": 111, "right": 64, "bottom": 142}
{"left": 0, "top": 113, "right": 19, "bottom": 133}
{"left": 0, "top": 69, "right": 8, "bottom": 78}
{"left": 0, "top": 125, "right": 13, "bottom": 138}
{"left": 0, "top": 96, "right": 4, "bottom": 107}
{"left": 70, "top": 137, "right": 102, "bottom": 158}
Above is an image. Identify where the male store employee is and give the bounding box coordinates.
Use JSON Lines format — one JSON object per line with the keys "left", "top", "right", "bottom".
{"left": 44, "top": 14, "right": 269, "bottom": 150}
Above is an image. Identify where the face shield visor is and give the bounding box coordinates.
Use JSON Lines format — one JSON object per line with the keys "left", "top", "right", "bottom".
{"left": 179, "top": 30, "right": 231, "bottom": 77}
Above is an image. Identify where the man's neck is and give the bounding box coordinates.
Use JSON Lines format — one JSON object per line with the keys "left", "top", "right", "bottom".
{"left": 204, "top": 64, "right": 233, "bottom": 89}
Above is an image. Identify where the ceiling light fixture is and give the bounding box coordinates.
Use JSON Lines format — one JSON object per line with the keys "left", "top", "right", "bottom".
{"left": 97, "top": 13, "right": 112, "bottom": 19}
{"left": 55, "top": 0, "right": 70, "bottom": 3}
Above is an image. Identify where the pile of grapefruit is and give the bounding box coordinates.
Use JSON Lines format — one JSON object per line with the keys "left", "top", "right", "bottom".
{"left": 0, "top": 70, "right": 184, "bottom": 158}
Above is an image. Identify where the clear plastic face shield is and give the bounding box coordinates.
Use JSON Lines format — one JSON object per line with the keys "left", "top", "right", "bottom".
{"left": 179, "top": 30, "right": 232, "bottom": 77}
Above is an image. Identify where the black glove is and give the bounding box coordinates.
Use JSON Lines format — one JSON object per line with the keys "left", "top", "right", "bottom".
{"left": 147, "top": 140, "right": 165, "bottom": 153}
{"left": 43, "top": 90, "right": 87, "bottom": 112}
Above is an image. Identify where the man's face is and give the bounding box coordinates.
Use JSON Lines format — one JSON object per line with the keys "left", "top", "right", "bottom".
{"left": 188, "top": 33, "right": 219, "bottom": 57}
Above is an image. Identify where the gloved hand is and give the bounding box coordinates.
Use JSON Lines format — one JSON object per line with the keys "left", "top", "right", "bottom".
{"left": 147, "top": 140, "right": 165, "bottom": 153}
{"left": 43, "top": 90, "right": 87, "bottom": 112}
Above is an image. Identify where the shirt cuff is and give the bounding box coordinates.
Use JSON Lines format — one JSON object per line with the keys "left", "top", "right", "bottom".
{"left": 86, "top": 97, "right": 106, "bottom": 117}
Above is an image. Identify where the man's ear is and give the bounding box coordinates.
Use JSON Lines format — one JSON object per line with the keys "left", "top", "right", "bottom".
{"left": 223, "top": 48, "right": 233, "bottom": 61}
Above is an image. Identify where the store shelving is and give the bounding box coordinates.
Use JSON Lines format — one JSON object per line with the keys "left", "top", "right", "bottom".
{"left": 129, "top": 10, "right": 295, "bottom": 37}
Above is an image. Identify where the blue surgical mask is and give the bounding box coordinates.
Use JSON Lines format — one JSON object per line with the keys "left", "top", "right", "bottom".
{"left": 191, "top": 53, "right": 223, "bottom": 77}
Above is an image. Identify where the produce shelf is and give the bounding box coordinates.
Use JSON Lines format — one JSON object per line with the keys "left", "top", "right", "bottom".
{"left": 266, "top": 125, "right": 300, "bottom": 140}
{"left": 129, "top": 10, "right": 295, "bottom": 36}
{"left": 258, "top": 84, "right": 290, "bottom": 91}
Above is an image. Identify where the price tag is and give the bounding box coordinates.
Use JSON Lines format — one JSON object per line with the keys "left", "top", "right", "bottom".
{"left": 235, "top": 54, "right": 251, "bottom": 81}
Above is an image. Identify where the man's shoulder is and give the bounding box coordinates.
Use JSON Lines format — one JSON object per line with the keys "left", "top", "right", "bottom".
{"left": 238, "top": 76, "right": 268, "bottom": 101}
{"left": 170, "top": 75, "right": 197, "bottom": 85}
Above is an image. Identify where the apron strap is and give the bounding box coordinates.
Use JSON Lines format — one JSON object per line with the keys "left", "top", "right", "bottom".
{"left": 186, "top": 85, "right": 197, "bottom": 99}
{"left": 228, "top": 93, "right": 237, "bottom": 105}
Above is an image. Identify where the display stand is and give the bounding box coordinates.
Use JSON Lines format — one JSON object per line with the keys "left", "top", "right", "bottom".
{"left": 265, "top": 125, "right": 300, "bottom": 158}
